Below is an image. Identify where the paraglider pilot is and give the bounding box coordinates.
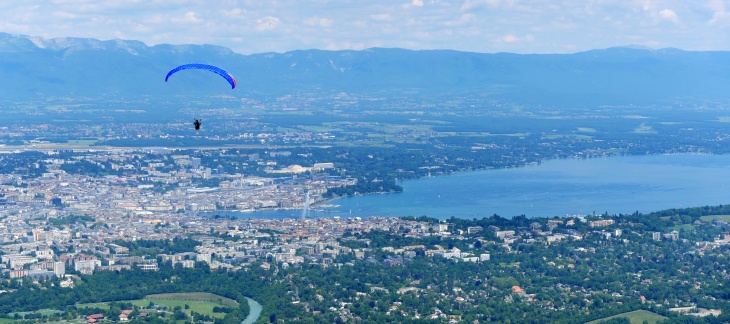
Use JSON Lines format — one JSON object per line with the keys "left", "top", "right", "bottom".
{"left": 194, "top": 119, "right": 201, "bottom": 130}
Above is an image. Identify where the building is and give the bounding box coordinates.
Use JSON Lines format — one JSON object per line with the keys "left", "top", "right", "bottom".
{"left": 138, "top": 263, "right": 158, "bottom": 271}
{"left": 32, "top": 229, "right": 50, "bottom": 242}
{"left": 664, "top": 230, "right": 679, "bottom": 240}
{"left": 75, "top": 259, "right": 101, "bottom": 273}
{"left": 179, "top": 260, "right": 195, "bottom": 268}
{"left": 4, "top": 255, "right": 38, "bottom": 269}
{"left": 196, "top": 253, "right": 212, "bottom": 264}
{"left": 9, "top": 270, "right": 30, "bottom": 278}
{"left": 431, "top": 223, "right": 449, "bottom": 233}
{"left": 588, "top": 219, "right": 615, "bottom": 228}
{"left": 495, "top": 230, "right": 515, "bottom": 238}
{"left": 467, "top": 226, "right": 483, "bottom": 234}
{"left": 27, "top": 270, "right": 55, "bottom": 280}
{"left": 53, "top": 261, "right": 65, "bottom": 277}
{"left": 312, "top": 162, "right": 334, "bottom": 170}
{"left": 35, "top": 249, "right": 54, "bottom": 260}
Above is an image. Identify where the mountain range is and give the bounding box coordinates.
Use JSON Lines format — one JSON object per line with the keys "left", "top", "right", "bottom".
{"left": 1, "top": 32, "right": 729, "bottom": 106}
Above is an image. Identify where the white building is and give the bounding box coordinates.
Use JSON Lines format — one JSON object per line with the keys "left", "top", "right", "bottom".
{"left": 36, "top": 249, "right": 54, "bottom": 260}
{"left": 4, "top": 255, "right": 38, "bottom": 269}
{"left": 75, "top": 259, "right": 101, "bottom": 272}
{"left": 53, "top": 261, "right": 65, "bottom": 277}
{"left": 196, "top": 253, "right": 212, "bottom": 264}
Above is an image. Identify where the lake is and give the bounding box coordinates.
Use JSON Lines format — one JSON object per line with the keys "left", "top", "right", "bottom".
{"left": 210, "top": 154, "right": 730, "bottom": 220}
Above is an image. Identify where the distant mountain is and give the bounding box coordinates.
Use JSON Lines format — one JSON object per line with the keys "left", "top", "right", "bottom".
{"left": 1, "top": 32, "right": 729, "bottom": 105}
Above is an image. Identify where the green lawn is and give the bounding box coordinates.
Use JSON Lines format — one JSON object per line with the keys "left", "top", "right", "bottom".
{"left": 586, "top": 310, "right": 668, "bottom": 324}
{"left": 7, "top": 309, "right": 64, "bottom": 317}
{"left": 672, "top": 224, "right": 695, "bottom": 232}
{"left": 145, "top": 292, "right": 238, "bottom": 307}
{"left": 76, "top": 292, "right": 236, "bottom": 319}
{"left": 4, "top": 309, "right": 68, "bottom": 323}
{"left": 700, "top": 214, "right": 730, "bottom": 222}
{"left": 76, "top": 302, "right": 111, "bottom": 310}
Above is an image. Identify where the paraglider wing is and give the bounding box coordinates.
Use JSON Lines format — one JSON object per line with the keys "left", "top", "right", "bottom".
{"left": 165, "top": 63, "right": 236, "bottom": 89}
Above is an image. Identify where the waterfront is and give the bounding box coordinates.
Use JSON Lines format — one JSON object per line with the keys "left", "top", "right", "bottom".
{"left": 214, "top": 154, "right": 730, "bottom": 220}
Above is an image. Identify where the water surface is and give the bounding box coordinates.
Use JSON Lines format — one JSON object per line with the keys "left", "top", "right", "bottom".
{"left": 242, "top": 297, "right": 262, "bottom": 324}
{"left": 213, "top": 154, "right": 730, "bottom": 220}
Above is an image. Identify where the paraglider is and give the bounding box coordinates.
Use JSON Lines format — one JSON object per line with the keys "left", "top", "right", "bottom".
{"left": 165, "top": 63, "right": 236, "bottom": 89}
{"left": 165, "top": 63, "right": 235, "bottom": 130}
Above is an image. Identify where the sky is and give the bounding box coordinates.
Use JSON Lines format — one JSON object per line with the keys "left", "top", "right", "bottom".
{"left": 1, "top": 0, "right": 729, "bottom": 54}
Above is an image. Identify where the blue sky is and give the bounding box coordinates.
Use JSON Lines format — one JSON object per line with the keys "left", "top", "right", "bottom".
{"left": 1, "top": 0, "right": 728, "bottom": 54}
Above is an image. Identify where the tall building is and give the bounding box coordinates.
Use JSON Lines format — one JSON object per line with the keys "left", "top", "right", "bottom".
{"left": 32, "top": 229, "right": 48, "bottom": 242}
{"left": 53, "top": 262, "right": 65, "bottom": 277}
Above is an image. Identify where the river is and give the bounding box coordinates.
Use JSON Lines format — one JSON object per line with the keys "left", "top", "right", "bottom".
{"left": 242, "top": 297, "right": 262, "bottom": 324}
{"left": 208, "top": 154, "right": 730, "bottom": 220}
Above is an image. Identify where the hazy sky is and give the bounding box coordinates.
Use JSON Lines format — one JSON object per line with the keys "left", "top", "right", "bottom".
{"left": 2, "top": 0, "right": 729, "bottom": 54}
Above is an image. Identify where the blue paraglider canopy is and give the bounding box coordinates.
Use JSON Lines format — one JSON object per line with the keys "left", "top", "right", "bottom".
{"left": 165, "top": 63, "right": 236, "bottom": 89}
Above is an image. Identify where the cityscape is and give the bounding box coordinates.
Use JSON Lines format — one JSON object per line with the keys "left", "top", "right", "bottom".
{"left": 3, "top": 3, "right": 730, "bottom": 321}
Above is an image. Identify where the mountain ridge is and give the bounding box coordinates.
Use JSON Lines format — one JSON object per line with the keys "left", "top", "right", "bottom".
{"left": 1, "top": 32, "right": 729, "bottom": 105}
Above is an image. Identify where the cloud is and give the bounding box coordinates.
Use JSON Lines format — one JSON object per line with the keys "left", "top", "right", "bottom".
{"left": 461, "top": 0, "right": 501, "bottom": 11}
{"left": 304, "top": 17, "right": 333, "bottom": 28}
{"left": 52, "top": 11, "right": 78, "bottom": 19}
{"left": 708, "top": 0, "right": 730, "bottom": 24}
{"left": 326, "top": 41, "right": 369, "bottom": 51}
{"left": 171, "top": 11, "right": 202, "bottom": 24}
{"left": 1, "top": 1, "right": 727, "bottom": 55}
{"left": 224, "top": 8, "right": 246, "bottom": 18}
{"left": 498, "top": 34, "right": 534, "bottom": 44}
{"left": 256, "top": 16, "right": 280, "bottom": 31}
{"left": 639, "top": 2, "right": 680, "bottom": 25}
{"left": 499, "top": 34, "right": 518, "bottom": 43}
{"left": 658, "top": 8, "right": 679, "bottom": 24}
{"left": 443, "top": 13, "right": 476, "bottom": 26}
{"left": 370, "top": 13, "right": 392, "bottom": 21}
{"left": 132, "top": 23, "right": 151, "bottom": 33}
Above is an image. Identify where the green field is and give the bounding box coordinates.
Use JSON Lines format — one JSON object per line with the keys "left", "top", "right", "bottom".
{"left": 76, "top": 292, "right": 237, "bottom": 319}
{"left": 4, "top": 309, "right": 68, "bottom": 323}
{"left": 700, "top": 215, "right": 730, "bottom": 222}
{"left": 672, "top": 224, "right": 695, "bottom": 232}
{"left": 144, "top": 292, "right": 238, "bottom": 307}
{"left": 7, "top": 309, "right": 64, "bottom": 318}
{"left": 586, "top": 310, "right": 668, "bottom": 324}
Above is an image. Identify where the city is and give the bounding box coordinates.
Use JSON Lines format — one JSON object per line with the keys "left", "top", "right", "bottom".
{"left": 1, "top": 147, "right": 730, "bottom": 322}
